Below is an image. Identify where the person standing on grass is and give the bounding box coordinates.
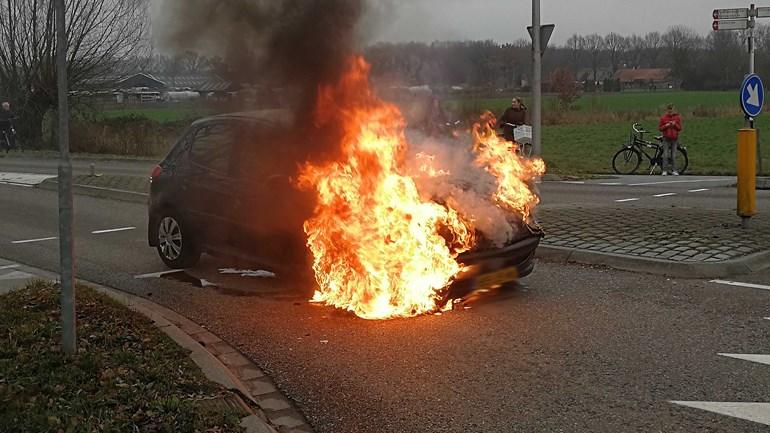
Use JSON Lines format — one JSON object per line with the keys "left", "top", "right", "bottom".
{"left": 496, "top": 97, "right": 528, "bottom": 142}
{"left": 658, "top": 103, "right": 682, "bottom": 176}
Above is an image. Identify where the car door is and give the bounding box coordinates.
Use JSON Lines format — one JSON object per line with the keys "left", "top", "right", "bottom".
{"left": 177, "top": 121, "right": 238, "bottom": 248}
{"left": 228, "top": 122, "right": 314, "bottom": 266}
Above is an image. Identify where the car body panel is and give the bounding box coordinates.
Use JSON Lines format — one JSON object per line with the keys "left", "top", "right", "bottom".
{"left": 149, "top": 110, "right": 543, "bottom": 282}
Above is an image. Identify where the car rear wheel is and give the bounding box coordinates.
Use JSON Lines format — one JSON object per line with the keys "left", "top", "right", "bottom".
{"left": 156, "top": 211, "right": 201, "bottom": 269}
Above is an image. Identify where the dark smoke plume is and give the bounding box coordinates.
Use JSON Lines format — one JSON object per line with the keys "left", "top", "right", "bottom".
{"left": 156, "top": 0, "right": 368, "bottom": 114}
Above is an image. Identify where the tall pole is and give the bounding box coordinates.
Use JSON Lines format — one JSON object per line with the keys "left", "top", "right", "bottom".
{"left": 749, "top": 3, "right": 756, "bottom": 129}
{"left": 532, "top": 0, "right": 542, "bottom": 156}
{"left": 55, "top": 0, "right": 76, "bottom": 355}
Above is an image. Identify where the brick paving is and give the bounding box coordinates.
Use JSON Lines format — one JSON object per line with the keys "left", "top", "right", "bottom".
{"left": 537, "top": 207, "right": 770, "bottom": 263}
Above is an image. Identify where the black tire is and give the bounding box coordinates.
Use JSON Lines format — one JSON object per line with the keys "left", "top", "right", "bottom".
{"left": 612, "top": 147, "right": 642, "bottom": 175}
{"left": 155, "top": 209, "right": 201, "bottom": 269}
{"left": 676, "top": 148, "right": 689, "bottom": 174}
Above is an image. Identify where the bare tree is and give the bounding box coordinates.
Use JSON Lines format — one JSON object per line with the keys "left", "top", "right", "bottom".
{"left": 583, "top": 33, "right": 605, "bottom": 87}
{"left": 626, "top": 35, "right": 644, "bottom": 68}
{"left": 662, "top": 26, "right": 702, "bottom": 85}
{"left": 0, "top": 0, "right": 149, "bottom": 146}
{"left": 643, "top": 31, "right": 663, "bottom": 67}
{"left": 604, "top": 32, "right": 629, "bottom": 72}
{"left": 565, "top": 34, "right": 585, "bottom": 74}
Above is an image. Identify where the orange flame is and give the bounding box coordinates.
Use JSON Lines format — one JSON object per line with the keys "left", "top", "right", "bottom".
{"left": 472, "top": 111, "right": 546, "bottom": 221}
{"left": 299, "top": 57, "right": 545, "bottom": 319}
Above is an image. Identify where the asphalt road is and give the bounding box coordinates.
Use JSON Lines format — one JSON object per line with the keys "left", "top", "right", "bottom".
{"left": 538, "top": 175, "right": 770, "bottom": 212}
{"left": 2, "top": 182, "right": 770, "bottom": 432}
{"left": 0, "top": 154, "right": 155, "bottom": 177}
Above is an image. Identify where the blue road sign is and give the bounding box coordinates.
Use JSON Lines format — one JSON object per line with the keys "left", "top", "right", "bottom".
{"left": 740, "top": 74, "right": 764, "bottom": 118}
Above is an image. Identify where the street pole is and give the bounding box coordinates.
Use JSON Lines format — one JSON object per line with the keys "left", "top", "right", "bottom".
{"left": 532, "top": 0, "right": 542, "bottom": 157}
{"left": 749, "top": 4, "right": 756, "bottom": 129}
{"left": 55, "top": 0, "right": 76, "bottom": 355}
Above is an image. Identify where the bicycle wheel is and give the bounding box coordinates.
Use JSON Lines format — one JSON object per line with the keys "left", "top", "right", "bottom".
{"left": 612, "top": 147, "right": 641, "bottom": 174}
{"left": 675, "top": 148, "right": 689, "bottom": 174}
{"left": 519, "top": 142, "right": 533, "bottom": 158}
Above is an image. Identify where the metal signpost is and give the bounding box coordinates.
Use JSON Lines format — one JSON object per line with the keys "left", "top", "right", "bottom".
{"left": 529, "top": 0, "right": 554, "bottom": 157}
{"left": 713, "top": 5, "right": 766, "bottom": 227}
{"left": 55, "top": 0, "right": 76, "bottom": 355}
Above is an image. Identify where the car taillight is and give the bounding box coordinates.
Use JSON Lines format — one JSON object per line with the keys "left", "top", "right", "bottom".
{"left": 150, "top": 164, "right": 163, "bottom": 179}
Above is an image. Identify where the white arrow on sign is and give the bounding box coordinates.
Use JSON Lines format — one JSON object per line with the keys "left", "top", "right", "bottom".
{"left": 747, "top": 83, "right": 761, "bottom": 107}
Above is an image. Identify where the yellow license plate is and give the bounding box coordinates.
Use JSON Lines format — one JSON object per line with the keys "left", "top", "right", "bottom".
{"left": 476, "top": 266, "right": 519, "bottom": 290}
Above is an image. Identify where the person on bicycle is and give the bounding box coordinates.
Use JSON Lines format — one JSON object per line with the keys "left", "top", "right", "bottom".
{"left": 496, "top": 97, "right": 528, "bottom": 142}
{"left": 658, "top": 103, "right": 682, "bottom": 176}
{"left": 0, "top": 102, "right": 16, "bottom": 151}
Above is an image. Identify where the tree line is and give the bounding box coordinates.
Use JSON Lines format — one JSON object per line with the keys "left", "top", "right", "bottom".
{"left": 363, "top": 25, "right": 770, "bottom": 92}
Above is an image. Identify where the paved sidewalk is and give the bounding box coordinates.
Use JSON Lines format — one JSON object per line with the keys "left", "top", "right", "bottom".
{"left": 536, "top": 207, "right": 770, "bottom": 277}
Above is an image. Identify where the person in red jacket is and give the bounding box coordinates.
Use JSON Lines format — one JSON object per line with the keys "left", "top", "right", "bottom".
{"left": 659, "top": 103, "right": 683, "bottom": 175}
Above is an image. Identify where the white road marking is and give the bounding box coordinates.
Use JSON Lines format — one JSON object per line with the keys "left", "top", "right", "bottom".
{"left": 219, "top": 268, "right": 277, "bottom": 278}
{"left": 599, "top": 182, "right": 623, "bottom": 185}
{"left": 92, "top": 226, "right": 136, "bottom": 234}
{"left": 134, "top": 269, "right": 185, "bottom": 279}
{"left": 560, "top": 181, "right": 585, "bottom": 184}
{"left": 0, "top": 264, "right": 20, "bottom": 270}
{"left": 11, "top": 236, "right": 58, "bottom": 244}
{"left": 670, "top": 401, "right": 770, "bottom": 426}
{"left": 688, "top": 188, "right": 710, "bottom": 193}
{"left": 615, "top": 198, "right": 640, "bottom": 202}
{"left": 710, "top": 280, "right": 770, "bottom": 291}
{"left": 0, "top": 172, "right": 56, "bottom": 186}
{"left": 628, "top": 179, "right": 728, "bottom": 186}
{"left": 0, "top": 270, "right": 35, "bottom": 281}
{"left": 719, "top": 353, "right": 770, "bottom": 366}
{"left": 653, "top": 192, "right": 677, "bottom": 197}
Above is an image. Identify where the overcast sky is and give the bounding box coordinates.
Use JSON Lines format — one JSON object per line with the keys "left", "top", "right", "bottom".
{"left": 369, "top": 0, "right": 757, "bottom": 45}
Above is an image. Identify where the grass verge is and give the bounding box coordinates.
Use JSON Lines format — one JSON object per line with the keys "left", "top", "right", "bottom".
{"left": 542, "top": 115, "right": 770, "bottom": 175}
{"left": 0, "top": 280, "right": 245, "bottom": 433}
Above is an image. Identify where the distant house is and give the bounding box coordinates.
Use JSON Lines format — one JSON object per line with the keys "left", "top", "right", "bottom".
{"left": 77, "top": 72, "right": 235, "bottom": 104}
{"left": 613, "top": 68, "right": 679, "bottom": 91}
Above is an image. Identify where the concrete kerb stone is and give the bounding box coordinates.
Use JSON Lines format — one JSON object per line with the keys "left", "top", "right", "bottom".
{"left": 87, "top": 281, "right": 314, "bottom": 432}
{"left": 37, "top": 178, "right": 148, "bottom": 203}
{"left": 0, "top": 260, "right": 300, "bottom": 433}
{"left": 537, "top": 245, "right": 770, "bottom": 278}
{"left": 85, "top": 281, "right": 313, "bottom": 433}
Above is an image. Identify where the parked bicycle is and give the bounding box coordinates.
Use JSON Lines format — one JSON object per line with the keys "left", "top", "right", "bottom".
{"left": 612, "top": 122, "right": 688, "bottom": 175}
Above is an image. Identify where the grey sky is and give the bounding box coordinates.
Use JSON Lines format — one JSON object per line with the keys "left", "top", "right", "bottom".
{"left": 370, "top": 0, "right": 757, "bottom": 45}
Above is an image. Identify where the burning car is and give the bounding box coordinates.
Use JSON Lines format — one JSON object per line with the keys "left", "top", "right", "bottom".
{"left": 148, "top": 57, "right": 544, "bottom": 320}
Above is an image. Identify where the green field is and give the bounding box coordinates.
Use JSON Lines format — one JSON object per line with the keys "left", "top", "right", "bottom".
{"left": 446, "top": 90, "right": 766, "bottom": 175}
{"left": 98, "top": 106, "right": 216, "bottom": 123}
{"left": 446, "top": 91, "right": 738, "bottom": 116}
{"left": 81, "top": 91, "right": 769, "bottom": 175}
{"left": 543, "top": 115, "right": 770, "bottom": 175}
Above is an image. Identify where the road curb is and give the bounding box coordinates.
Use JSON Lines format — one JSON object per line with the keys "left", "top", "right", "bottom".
{"left": 536, "top": 245, "right": 770, "bottom": 278}
{"left": 758, "top": 177, "right": 770, "bottom": 190}
{"left": 88, "top": 283, "right": 314, "bottom": 433}
{"left": 0, "top": 259, "right": 313, "bottom": 433}
{"left": 37, "top": 178, "right": 148, "bottom": 204}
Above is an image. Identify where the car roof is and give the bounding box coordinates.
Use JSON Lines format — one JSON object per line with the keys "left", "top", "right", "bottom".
{"left": 192, "top": 109, "right": 294, "bottom": 127}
